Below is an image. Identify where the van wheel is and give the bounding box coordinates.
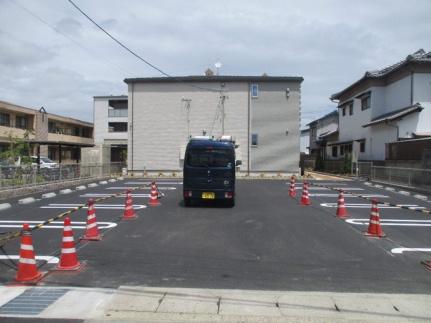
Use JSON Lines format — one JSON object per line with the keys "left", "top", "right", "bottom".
{"left": 184, "top": 198, "right": 192, "bottom": 207}
{"left": 227, "top": 198, "right": 235, "bottom": 207}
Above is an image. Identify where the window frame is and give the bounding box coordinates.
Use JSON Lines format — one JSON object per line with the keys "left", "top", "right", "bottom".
{"left": 251, "top": 84, "right": 259, "bottom": 98}
{"left": 251, "top": 133, "right": 258, "bottom": 146}
{"left": 0, "top": 113, "right": 10, "bottom": 127}
{"left": 15, "top": 115, "right": 28, "bottom": 129}
{"left": 349, "top": 102, "right": 353, "bottom": 115}
{"left": 332, "top": 146, "right": 338, "bottom": 158}
{"left": 360, "top": 141, "right": 366, "bottom": 153}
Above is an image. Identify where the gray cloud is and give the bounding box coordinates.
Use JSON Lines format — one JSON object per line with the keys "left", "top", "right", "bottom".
{"left": 55, "top": 17, "right": 82, "bottom": 37}
{"left": 0, "top": 0, "right": 429, "bottom": 127}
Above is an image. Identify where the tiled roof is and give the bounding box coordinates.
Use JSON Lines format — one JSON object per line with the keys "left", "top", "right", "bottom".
{"left": 362, "top": 103, "right": 423, "bottom": 128}
{"left": 306, "top": 110, "right": 338, "bottom": 126}
{"left": 331, "top": 49, "right": 431, "bottom": 100}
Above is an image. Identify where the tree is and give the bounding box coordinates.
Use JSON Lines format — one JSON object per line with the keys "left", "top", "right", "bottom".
{"left": 0, "top": 130, "right": 33, "bottom": 165}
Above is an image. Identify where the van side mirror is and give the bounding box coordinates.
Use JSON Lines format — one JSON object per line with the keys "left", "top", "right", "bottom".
{"left": 235, "top": 160, "right": 242, "bottom": 166}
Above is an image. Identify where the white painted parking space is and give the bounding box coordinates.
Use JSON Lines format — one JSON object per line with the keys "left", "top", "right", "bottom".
{"left": 320, "top": 203, "right": 426, "bottom": 209}
{"left": 80, "top": 193, "right": 151, "bottom": 198}
{"left": 345, "top": 219, "right": 431, "bottom": 227}
{"left": 0, "top": 255, "right": 59, "bottom": 264}
{"left": 106, "top": 186, "right": 176, "bottom": 190}
{"left": 391, "top": 248, "right": 431, "bottom": 254}
{"left": 309, "top": 193, "right": 389, "bottom": 198}
{"left": 40, "top": 204, "right": 146, "bottom": 210}
{"left": 125, "top": 181, "right": 182, "bottom": 185}
{"left": 295, "top": 187, "right": 365, "bottom": 191}
{"left": 0, "top": 220, "right": 118, "bottom": 229}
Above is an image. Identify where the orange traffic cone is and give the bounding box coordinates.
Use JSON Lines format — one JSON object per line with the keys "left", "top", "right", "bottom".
{"left": 81, "top": 199, "right": 102, "bottom": 241}
{"left": 422, "top": 260, "right": 431, "bottom": 271}
{"left": 15, "top": 223, "right": 43, "bottom": 283}
{"left": 57, "top": 217, "right": 82, "bottom": 270}
{"left": 152, "top": 181, "right": 162, "bottom": 199}
{"left": 336, "top": 190, "right": 349, "bottom": 219}
{"left": 364, "top": 199, "right": 385, "bottom": 238}
{"left": 300, "top": 182, "right": 311, "bottom": 205}
{"left": 123, "top": 189, "right": 137, "bottom": 219}
{"left": 149, "top": 184, "right": 161, "bottom": 207}
{"left": 289, "top": 176, "right": 296, "bottom": 197}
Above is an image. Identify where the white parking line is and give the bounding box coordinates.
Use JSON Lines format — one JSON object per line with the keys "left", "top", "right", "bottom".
{"left": 309, "top": 193, "right": 389, "bottom": 198}
{"left": 0, "top": 220, "right": 118, "bottom": 229}
{"left": 80, "top": 193, "right": 151, "bottom": 198}
{"left": 125, "top": 181, "right": 182, "bottom": 185}
{"left": 0, "top": 255, "right": 59, "bottom": 264}
{"left": 40, "top": 204, "right": 146, "bottom": 210}
{"left": 391, "top": 248, "right": 431, "bottom": 254}
{"left": 295, "top": 187, "right": 365, "bottom": 191}
{"left": 320, "top": 203, "right": 425, "bottom": 209}
{"left": 106, "top": 187, "right": 176, "bottom": 190}
{"left": 345, "top": 219, "right": 431, "bottom": 226}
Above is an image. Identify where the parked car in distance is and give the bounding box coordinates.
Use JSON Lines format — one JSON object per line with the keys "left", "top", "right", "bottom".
{"left": 31, "top": 156, "right": 58, "bottom": 169}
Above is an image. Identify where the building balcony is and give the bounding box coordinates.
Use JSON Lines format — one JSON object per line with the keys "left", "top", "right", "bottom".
{"left": 48, "top": 133, "right": 94, "bottom": 145}
{"left": 108, "top": 109, "right": 128, "bottom": 117}
{"left": 0, "top": 125, "right": 35, "bottom": 141}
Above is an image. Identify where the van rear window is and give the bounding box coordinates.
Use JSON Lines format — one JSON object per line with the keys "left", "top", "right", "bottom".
{"left": 186, "top": 149, "right": 233, "bottom": 168}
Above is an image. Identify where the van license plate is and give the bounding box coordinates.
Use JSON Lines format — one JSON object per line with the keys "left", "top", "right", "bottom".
{"left": 202, "top": 192, "right": 215, "bottom": 199}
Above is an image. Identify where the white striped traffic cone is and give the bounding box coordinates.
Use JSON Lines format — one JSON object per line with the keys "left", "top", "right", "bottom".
{"left": 57, "top": 217, "right": 82, "bottom": 270}
{"left": 15, "top": 223, "right": 43, "bottom": 282}
{"left": 81, "top": 199, "right": 102, "bottom": 241}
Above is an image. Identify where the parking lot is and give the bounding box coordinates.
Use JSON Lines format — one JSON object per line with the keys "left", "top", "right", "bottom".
{"left": 0, "top": 178, "right": 430, "bottom": 293}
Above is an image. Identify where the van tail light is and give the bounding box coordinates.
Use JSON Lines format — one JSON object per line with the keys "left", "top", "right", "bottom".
{"left": 225, "top": 192, "right": 233, "bottom": 199}
{"left": 184, "top": 191, "right": 192, "bottom": 198}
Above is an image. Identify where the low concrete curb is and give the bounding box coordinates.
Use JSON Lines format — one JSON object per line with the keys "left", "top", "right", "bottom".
{"left": 18, "top": 197, "right": 36, "bottom": 205}
{"left": 75, "top": 186, "right": 86, "bottom": 191}
{"left": 42, "top": 192, "right": 56, "bottom": 199}
{"left": 0, "top": 176, "right": 113, "bottom": 201}
{"left": 59, "top": 189, "right": 73, "bottom": 195}
{"left": 88, "top": 183, "right": 98, "bottom": 188}
{"left": 0, "top": 203, "right": 12, "bottom": 211}
{"left": 99, "top": 181, "right": 108, "bottom": 185}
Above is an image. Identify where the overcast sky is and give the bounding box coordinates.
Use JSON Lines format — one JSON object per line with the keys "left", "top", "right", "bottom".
{"left": 0, "top": 0, "right": 430, "bottom": 126}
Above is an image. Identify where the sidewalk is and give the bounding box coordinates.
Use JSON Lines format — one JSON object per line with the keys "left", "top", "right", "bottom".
{"left": 0, "top": 286, "right": 430, "bottom": 322}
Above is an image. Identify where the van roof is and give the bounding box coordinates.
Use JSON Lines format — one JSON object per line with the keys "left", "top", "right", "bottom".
{"left": 187, "top": 139, "right": 234, "bottom": 149}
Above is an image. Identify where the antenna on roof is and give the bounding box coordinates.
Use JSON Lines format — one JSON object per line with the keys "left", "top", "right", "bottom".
{"left": 214, "top": 62, "right": 222, "bottom": 75}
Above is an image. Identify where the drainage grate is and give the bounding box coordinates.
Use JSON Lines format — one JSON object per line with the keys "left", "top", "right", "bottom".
{"left": 0, "top": 288, "right": 69, "bottom": 315}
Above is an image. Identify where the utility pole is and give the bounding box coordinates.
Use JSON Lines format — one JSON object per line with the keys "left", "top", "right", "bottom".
{"left": 182, "top": 98, "right": 192, "bottom": 139}
{"left": 220, "top": 93, "right": 227, "bottom": 135}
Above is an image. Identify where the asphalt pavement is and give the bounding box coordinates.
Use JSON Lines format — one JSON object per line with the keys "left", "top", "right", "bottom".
{"left": 0, "top": 178, "right": 430, "bottom": 294}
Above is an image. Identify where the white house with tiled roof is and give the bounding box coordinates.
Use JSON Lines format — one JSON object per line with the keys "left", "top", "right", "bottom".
{"left": 330, "top": 49, "right": 431, "bottom": 161}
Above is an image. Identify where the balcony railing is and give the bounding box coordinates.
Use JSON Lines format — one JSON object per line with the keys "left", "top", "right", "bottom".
{"left": 108, "top": 109, "right": 128, "bottom": 117}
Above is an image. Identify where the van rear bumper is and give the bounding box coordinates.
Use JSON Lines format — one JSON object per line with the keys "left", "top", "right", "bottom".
{"left": 183, "top": 189, "right": 234, "bottom": 200}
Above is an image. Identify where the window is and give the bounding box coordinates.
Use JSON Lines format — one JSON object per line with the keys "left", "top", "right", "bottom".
{"left": 360, "top": 141, "right": 365, "bottom": 153}
{"left": 251, "top": 84, "right": 258, "bottom": 98}
{"left": 15, "top": 116, "right": 28, "bottom": 129}
{"left": 186, "top": 149, "right": 233, "bottom": 168}
{"left": 251, "top": 134, "right": 258, "bottom": 146}
{"left": 342, "top": 107, "right": 346, "bottom": 116}
{"left": 361, "top": 95, "right": 371, "bottom": 110}
{"left": 48, "top": 121, "right": 56, "bottom": 133}
{"left": 0, "top": 113, "right": 10, "bottom": 127}
{"left": 108, "top": 122, "right": 127, "bottom": 132}
{"left": 73, "top": 127, "right": 80, "bottom": 137}
{"left": 349, "top": 103, "right": 353, "bottom": 115}
{"left": 332, "top": 146, "right": 338, "bottom": 158}
{"left": 340, "top": 145, "right": 345, "bottom": 156}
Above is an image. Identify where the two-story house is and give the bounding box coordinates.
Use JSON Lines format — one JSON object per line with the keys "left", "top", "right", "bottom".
{"left": 307, "top": 110, "right": 339, "bottom": 160}
{"left": 330, "top": 49, "right": 431, "bottom": 161}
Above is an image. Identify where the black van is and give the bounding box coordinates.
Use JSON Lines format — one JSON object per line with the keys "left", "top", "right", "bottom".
{"left": 183, "top": 137, "right": 240, "bottom": 207}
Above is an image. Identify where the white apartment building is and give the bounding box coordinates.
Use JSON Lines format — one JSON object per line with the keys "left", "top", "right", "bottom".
{"left": 93, "top": 95, "right": 128, "bottom": 162}
{"left": 123, "top": 75, "right": 303, "bottom": 174}
{"left": 329, "top": 49, "right": 431, "bottom": 161}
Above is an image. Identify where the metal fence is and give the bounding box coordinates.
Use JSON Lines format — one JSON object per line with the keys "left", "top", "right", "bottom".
{"left": 0, "top": 162, "right": 126, "bottom": 189}
{"left": 371, "top": 166, "right": 431, "bottom": 192}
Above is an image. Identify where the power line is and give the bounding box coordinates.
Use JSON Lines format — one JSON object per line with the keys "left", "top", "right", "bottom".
{"left": 67, "top": 0, "right": 220, "bottom": 92}
{"left": 8, "top": 0, "right": 134, "bottom": 76}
